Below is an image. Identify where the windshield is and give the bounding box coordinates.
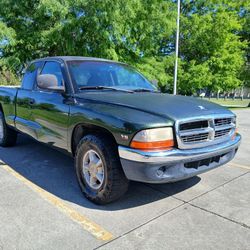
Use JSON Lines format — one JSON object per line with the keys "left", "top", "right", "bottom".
{"left": 67, "top": 60, "right": 156, "bottom": 91}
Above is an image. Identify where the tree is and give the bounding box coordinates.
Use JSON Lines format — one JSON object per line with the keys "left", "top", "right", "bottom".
{"left": 0, "top": 0, "right": 248, "bottom": 95}
{"left": 238, "top": 1, "right": 250, "bottom": 88}
{"left": 177, "top": 0, "right": 246, "bottom": 95}
{"left": 0, "top": 0, "right": 176, "bottom": 71}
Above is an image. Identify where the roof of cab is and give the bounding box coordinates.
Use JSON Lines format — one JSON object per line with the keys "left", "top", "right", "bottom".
{"left": 33, "top": 56, "right": 124, "bottom": 64}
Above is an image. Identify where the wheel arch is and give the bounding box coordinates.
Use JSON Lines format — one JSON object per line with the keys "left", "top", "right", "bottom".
{"left": 71, "top": 123, "right": 118, "bottom": 156}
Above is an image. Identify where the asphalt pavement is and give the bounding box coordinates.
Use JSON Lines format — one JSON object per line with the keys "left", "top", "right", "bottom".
{"left": 0, "top": 109, "right": 249, "bottom": 250}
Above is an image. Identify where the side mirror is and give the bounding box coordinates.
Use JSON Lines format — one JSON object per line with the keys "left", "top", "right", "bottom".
{"left": 37, "top": 74, "right": 65, "bottom": 92}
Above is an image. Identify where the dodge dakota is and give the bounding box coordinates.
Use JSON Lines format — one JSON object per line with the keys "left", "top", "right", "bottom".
{"left": 0, "top": 56, "right": 241, "bottom": 204}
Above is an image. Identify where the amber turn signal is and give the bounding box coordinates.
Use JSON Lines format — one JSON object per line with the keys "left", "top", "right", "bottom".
{"left": 231, "top": 128, "right": 238, "bottom": 140}
{"left": 130, "top": 140, "right": 174, "bottom": 151}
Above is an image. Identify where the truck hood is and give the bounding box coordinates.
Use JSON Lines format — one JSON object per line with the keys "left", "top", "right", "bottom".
{"left": 75, "top": 92, "right": 233, "bottom": 121}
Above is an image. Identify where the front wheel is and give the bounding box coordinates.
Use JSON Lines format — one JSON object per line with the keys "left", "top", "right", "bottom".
{"left": 75, "top": 134, "right": 129, "bottom": 204}
{"left": 0, "top": 111, "right": 17, "bottom": 147}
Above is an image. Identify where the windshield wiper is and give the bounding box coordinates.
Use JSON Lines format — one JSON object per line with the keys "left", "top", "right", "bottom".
{"left": 133, "top": 88, "right": 160, "bottom": 93}
{"left": 79, "top": 86, "right": 133, "bottom": 93}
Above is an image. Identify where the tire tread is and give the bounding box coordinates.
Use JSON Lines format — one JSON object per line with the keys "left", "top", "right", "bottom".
{"left": 75, "top": 134, "right": 129, "bottom": 204}
{"left": 0, "top": 112, "right": 17, "bottom": 147}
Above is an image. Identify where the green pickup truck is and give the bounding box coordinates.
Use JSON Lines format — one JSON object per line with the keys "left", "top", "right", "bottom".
{"left": 0, "top": 56, "right": 241, "bottom": 204}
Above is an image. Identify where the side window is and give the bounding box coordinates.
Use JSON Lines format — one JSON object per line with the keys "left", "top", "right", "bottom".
{"left": 22, "top": 62, "right": 43, "bottom": 90}
{"left": 40, "top": 61, "right": 63, "bottom": 86}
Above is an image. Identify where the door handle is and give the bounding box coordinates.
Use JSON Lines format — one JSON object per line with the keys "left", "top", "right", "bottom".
{"left": 29, "top": 99, "right": 35, "bottom": 105}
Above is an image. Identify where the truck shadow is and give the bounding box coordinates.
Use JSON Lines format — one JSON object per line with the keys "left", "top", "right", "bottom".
{"left": 0, "top": 134, "right": 200, "bottom": 211}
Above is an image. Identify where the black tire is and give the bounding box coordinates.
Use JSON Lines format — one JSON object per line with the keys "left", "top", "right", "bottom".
{"left": 75, "top": 134, "right": 129, "bottom": 204}
{"left": 0, "top": 111, "right": 17, "bottom": 147}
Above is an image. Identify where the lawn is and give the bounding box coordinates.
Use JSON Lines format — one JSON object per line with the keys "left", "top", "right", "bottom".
{"left": 203, "top": 98, "right": 250, "bottom": 108}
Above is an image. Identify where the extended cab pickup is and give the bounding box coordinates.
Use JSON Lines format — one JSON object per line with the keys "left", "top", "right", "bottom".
{"left": 0, "top": 56, "right": 241, "bottom": 204}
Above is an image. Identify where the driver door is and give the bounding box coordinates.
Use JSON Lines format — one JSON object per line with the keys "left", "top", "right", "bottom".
{"left": 29, "top": 61, "right": 70, "bottom": 151}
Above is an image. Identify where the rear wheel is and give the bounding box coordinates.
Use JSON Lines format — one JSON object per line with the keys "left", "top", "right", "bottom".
{"left": 75, "top": 134, "right": 129, "bottom": 204}
{"left": 0, "top": 111, "right": 17, "bottom": 147}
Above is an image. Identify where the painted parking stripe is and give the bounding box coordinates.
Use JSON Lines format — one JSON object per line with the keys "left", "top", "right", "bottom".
{"left": 0, "top": 162, "right": 114, "bottom": 241}
{"left": 229, "top": 162, "right": 250, "bottom": 170}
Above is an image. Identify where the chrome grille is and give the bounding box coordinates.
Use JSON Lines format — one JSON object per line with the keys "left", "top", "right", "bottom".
{"left": 179, "top": 120, "right": 208, "bottom": 131}
{"left": 215, "top": 118, "right": 232, "bottom": 127}
{"left": 182, "top": 132, "right": 209, "bottom": 143}
{"left": 215, "top": 128, "right": 231, "bottom": 138}
{"left": 176, "top": 115, "right": 235, "bottom": 149}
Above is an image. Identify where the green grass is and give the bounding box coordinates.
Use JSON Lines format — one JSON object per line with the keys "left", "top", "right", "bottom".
{"left": 203, "top": 98, "right": 250, "bottom": 108}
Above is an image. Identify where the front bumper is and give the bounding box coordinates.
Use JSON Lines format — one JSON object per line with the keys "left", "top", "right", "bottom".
{"left": 118, "top": 134, "right": 241, "bottom": 183}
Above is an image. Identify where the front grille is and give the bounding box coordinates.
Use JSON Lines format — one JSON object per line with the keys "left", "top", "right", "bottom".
{"left": 176, "top": 116, "right": 235, "bottom": 149}
{"left": 179, "top": 120, "right": 208, "bottom": 131}
{"left": 215, "top": 128, "right": 231, "bottom": 138}
{"left": 182, "top": 132, "right": 209, "bottom": 143}
{"left": 215, "top": 118, "right": 232, "bottom": 127}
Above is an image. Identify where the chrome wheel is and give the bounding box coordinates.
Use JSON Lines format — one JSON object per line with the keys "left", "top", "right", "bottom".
{"left": 82, "top": 149, "right": 105, "bottom": 190}
{"left": 0, "top": 118, "right": 3, "bottom": 141}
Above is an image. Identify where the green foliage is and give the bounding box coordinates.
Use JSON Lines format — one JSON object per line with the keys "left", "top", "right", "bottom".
{"left": 0, "top": 22, "right": 15, "bottom": 43}
{"left": 0, "top": 0, "right": 176, "bottom": 62}
{"left": 0, "top": 0, "right": 249, "bottom": 93}
{"left": 179, "top": 0, "right": 247, "bottom": 94}
{"left": 239, "top": 1, "right": 250, "bottom": 88}
{"left": 0, "top": 66, "right": 20, "bottom": 86}
{"left": 134, "top": 56, "right": 175, "bottom": 91}
{"left": 178, "top": 61, "right": 213, "bottom": 95}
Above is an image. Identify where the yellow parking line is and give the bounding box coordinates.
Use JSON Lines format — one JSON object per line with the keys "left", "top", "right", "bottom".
{"left": 229, "top": 162, "right": 250, "bottom": 170}
{"left": 1, "top": 163, "right": 114, "bottom": 241}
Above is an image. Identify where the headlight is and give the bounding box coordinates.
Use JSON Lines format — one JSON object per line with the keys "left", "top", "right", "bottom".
{"left": 130, "top": 127, "right": 174, "bottom": 151}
